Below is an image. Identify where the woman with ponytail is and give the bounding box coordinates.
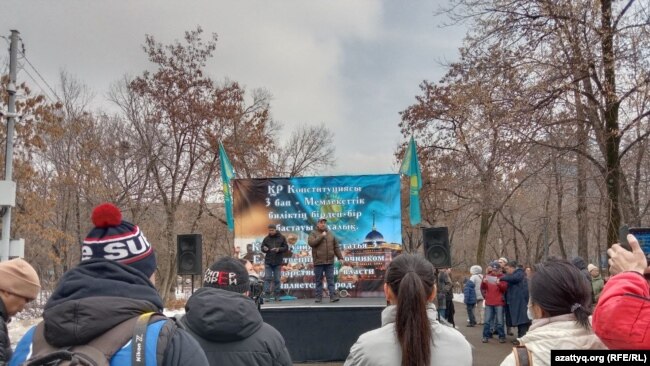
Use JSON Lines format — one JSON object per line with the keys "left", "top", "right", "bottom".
{"left": 344, "top": 254, "right": 471, "bottom": 366}
{"left": 500, "top": 258, "right": 607, "bottom": 366}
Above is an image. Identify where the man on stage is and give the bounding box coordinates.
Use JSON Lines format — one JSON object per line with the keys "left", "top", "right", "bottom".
{"left": 308, "top": 217, "right": 344, "bottom": 303}
{"left": 261, "top": 224, "right": 288, "bottom": 299}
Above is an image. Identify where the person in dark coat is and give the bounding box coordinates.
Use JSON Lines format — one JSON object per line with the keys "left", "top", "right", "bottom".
{"left": 501, "top": 260, "right": 531, "bottom": 341}
{"left": 0, "top": 259, "right": 40, "bottom": 366}
{"left": 308, "top": 217, "right": 344, "bottom": 302}
{"left": 261, "top": 224, "right": 288, "bottom": 298}
{"left": 463, "top": 278, "right": 477, "bottom": 327}
{"left": 9, "top": 203, "right": 208, "bottom": 366}
{"left": 179, "top": 257, "right": 292, "bottom": 366}
{"left": 444, "top": 268, "right": 456, "bottom": 327}
{"left": 571, "top": 256, "right": 593, "bottom": 289}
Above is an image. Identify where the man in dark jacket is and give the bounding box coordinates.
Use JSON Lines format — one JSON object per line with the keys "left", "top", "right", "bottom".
{"left": 179, "top": 256, "right": 292, "bottom": 366}
{"left": 501, "top": 260, "right": 530, "bottom": 342}
{"left": 261, "top": 224, "right": 288, "bottom": 299}
{"left": 9, "top": 203, "right": 208, "bottom": 366}
{"left": 0, "top": 259, "right": 40, "bottom": 366}
{"left": 308, "top": 217, "right": 344, "bottom": 303}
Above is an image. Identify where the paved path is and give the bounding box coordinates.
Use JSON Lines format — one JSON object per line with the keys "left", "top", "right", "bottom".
{"left": 296, "top": 319, "right": 515, "bottom": 366}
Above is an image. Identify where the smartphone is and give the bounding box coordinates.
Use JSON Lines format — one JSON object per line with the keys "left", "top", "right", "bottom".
{"left": 619, "top": 225, "right": 650, "bottom": 263}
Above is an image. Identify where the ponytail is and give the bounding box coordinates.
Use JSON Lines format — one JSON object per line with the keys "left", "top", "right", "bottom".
{"left": 386, "top": 255, "right": 435, "bottom": 366}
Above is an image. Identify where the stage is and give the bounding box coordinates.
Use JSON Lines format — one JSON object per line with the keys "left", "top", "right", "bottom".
{"left": 260, "top": 298, "right": 386, "bottom": 363}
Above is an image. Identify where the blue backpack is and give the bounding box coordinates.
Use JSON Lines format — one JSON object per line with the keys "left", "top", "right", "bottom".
{"left": 10, "top": 313, "right": 167, "bottom": 366}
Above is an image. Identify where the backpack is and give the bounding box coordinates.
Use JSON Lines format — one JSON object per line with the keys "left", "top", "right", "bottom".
{"left": 14, "top": 313, "right": 166, "bottom": 366}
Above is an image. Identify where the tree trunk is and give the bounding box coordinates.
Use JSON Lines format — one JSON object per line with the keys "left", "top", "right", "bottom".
{"left": 159, "top": 211, "right": 177, "bottom": 305}
{"left": 600, "top": 0, "right": 622, "bottom": 249}
{"left": 476, "top": 209, "right": 491, "bottom": 265}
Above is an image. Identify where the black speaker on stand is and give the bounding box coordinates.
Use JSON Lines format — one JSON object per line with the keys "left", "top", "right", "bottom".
{"left": 177, "top": 234, "right": 203, "bottom": 293}
{"left": 422, "top": 227, "right": 451, "bottom": 268}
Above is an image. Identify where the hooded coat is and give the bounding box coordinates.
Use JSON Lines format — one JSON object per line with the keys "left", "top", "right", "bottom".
{"left": 9, "top": 259, "right": 208, "bottom": 366}
{"left": 344, "top": 305, "right": 472, "bottom": 366}
{"left": 469, "top": 265, "right": 484, "bottom": 301}
{"left": 179, "top": 287, "right": 292, "bottom": 366}
{"left": 463, "top": 280, "right": 477, "bottom": 305}
{"left": 500, "top": 314, "right": 607, "bottom": 366}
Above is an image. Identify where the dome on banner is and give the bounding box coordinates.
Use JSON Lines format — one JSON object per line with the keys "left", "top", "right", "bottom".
{"left": 364, "top": 229, "right": 385, "bottom": 247}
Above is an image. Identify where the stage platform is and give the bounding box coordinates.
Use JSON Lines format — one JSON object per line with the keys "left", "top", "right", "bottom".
{"left": 260, "top": 298, "right": 386, "bottom": 363}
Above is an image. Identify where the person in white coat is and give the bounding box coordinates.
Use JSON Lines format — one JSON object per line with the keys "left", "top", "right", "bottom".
{"left": 345, "top": 254, "right": 472, "bottom": 366}
{"left": 500, "top": 258, "right": 607, "bottom": 366}
{"left": 469, "top": 265, "right": 484, "bottom": 324}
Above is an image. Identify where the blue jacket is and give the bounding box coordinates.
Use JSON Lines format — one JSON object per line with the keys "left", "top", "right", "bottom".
{"left": 463, "top": 280, "right": 477, "bottom": 305}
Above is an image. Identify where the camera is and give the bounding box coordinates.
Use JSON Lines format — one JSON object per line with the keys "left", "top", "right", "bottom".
{"left": 248, "top": 274, "right": 264, "bottom": 309}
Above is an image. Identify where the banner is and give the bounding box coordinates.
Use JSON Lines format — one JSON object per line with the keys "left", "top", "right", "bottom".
{"left": 233, "top": 174, "right": 402, "bottom": 298}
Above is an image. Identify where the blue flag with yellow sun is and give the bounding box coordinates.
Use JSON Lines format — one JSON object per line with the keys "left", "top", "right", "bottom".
{"left": 399, "top": 137, "right": 422, "bottom": 225}
{"left": 219, "top": 142, "right": 235, "bottom": 231}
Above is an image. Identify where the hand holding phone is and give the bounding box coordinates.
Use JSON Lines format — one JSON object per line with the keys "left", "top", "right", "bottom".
{"left": 610, "top": 226, "right": 649, "bottom": 275}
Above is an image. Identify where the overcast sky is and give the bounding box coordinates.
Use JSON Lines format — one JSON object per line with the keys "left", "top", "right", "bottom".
{"left": 2, "top": 1, "right": 465, "bottom": 175}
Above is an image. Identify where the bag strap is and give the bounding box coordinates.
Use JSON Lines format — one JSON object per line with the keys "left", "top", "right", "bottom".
{"left": 28, "top": 313, "right": 166, "bottom": 366}
{"left": 131, "top": 312, "right": 155, "bottom": 366}
{"left": 513, "top": 345, "right": 532, "bottom": 366}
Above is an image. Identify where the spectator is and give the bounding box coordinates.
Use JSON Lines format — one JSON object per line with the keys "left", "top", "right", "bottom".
{"left": 9, "top": 203, "right": 208, "bottom": 366}
{"left": 178, "top": 257, "right": 292, "bottom": 365}
{"left": 0, "top": 259, "right": 40, "bottom": 365}
{"left": 481, "top": 262, "right": 507, "bottom": 343}
{"left": 587, "top": 264, "right": 604, "bottom": 306}
{"left": 463, "top": 277, "right": 477, "bottom": 327}
{"left": 444, "top": 268, "right": 456, "bottom": 327}
{"left": 501, "top": 260, "right": 531, "bottom": 342}
{"left": 345, "top": 254, "right": 471, "bottom": 366}
{"left": 593, "top": 234, "right": 650, "bottom": 349}
{"left": 469, "top": 265, "right": 484, "bottom": 325}
{"left": 500, "top": 258, "right": 606, "bottom": 366}
{"left": 571, "top": 256, "right": 592, "bottom": 286}
{"left": 436, "top": 269, "right": 451, "bottom": 320}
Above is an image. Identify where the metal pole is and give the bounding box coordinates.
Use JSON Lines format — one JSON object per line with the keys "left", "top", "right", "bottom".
{"left": 1, "top": 30, "right": 19, "bottom": 262}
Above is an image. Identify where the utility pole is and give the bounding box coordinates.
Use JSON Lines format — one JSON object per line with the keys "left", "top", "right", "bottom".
{"left": 1, "top": 30, "right": 20, "bottom": 262}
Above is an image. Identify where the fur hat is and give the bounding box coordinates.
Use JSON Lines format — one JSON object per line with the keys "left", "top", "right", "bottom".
{"left": 0, "top": 258, "right": 41, "bottom": 300}
{"left": 587, "top": 264, "right": 598, "bottom": 273}
{"left": 203, "top": 256, "right": 250, "bottom": 293}
{"left": 82, "top": 203, "right": 156, "bottom": 278}
{"left": 470, "top": 265, "right": 483, "bottom": 275}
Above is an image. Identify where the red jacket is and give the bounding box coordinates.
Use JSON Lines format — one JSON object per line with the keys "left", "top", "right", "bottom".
{"left": 480, "top": 273, "right": 507, "bottom": 306}
{"left": 593, "top": 272, "right": 650, "bottom": 349}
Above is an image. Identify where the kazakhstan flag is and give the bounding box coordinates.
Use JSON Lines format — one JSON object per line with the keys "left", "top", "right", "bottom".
{"left": 399, "top": 137, "right": 422, "bottom": 225}
{"left": 219, "top": 142, "right": 235, "bottom": 231}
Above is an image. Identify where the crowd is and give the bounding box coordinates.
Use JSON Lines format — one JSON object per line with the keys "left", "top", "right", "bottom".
{"left": 0, "top": 203, "right": 649, "bottom": 366}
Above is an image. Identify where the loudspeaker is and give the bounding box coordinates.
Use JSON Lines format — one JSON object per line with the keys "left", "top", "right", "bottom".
{"left": 422, "top": 227, "right": 451, "bottom": 268}
{"left": 177, "top": 234, "right": 202, "bottom": 275}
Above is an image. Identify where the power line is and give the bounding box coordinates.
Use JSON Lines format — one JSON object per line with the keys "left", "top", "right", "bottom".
{"left": 17, "top": 46, "right": 61, "bottom": 103}
{"left": 20, "top": 66, "right": 57, "bottom": 104}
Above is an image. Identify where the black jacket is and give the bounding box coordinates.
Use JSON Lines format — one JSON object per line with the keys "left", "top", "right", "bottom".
{"left": 29, "top": 259, "right": 208, "bottom": 366}
{"left": 180, "top": 287, "right": 292, "bottom": 366}
{"left": 0, "top": 299, "right": 10, "bottom": 366}
{"left": 261, "top": 233, "right": 288, "bottom": 266}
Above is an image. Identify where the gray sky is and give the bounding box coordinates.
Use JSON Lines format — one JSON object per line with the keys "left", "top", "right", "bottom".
{"left": 2, "top": 1, "right": 464, "bottom": 175}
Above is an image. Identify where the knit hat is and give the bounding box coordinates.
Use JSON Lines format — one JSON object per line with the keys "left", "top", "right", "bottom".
{"left": 470, "top": 265, "right": 483, "bottom": 275}
{"left": 82, "top": 203, "right": 156, "bottom": 278}
{"left": 587, "top": 264, "right": 598, "bottom": 273}
{"left": 498, "top": 257, "right": 508, "bottom": 264}
{"left": 203, "top": 256, "right": 250, "bottom": 293}
{"left": 0, "top": 258, "right": 41, "bottom": 300}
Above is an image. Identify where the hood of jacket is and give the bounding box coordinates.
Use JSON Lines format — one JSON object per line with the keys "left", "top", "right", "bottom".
{"left": 520, "top": 314, "right": 606, "bottom": 365}
{"left": 42, "top": 259, "right": 162, "bottom": 347}
{"left": 183, "top": 287, "right": 263, "bottom": 342}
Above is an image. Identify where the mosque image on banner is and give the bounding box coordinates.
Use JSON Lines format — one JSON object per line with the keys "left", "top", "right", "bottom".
{"left": 232, "top": 174, "right": 402, "bottom": 298}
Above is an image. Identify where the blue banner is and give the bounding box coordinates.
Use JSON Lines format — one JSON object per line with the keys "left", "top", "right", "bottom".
{"left": 233, "top": 174, "right": 402, "bottom": 298}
